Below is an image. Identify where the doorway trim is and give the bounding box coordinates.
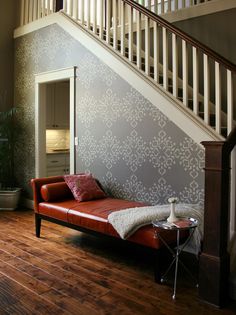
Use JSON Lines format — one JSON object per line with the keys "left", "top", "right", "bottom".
{"left": 35, "top": 66, "right": 77, "bottom": 178}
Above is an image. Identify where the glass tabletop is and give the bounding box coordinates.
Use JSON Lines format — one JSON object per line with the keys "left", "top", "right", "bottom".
{"left": 152, "top": 217, "right": 198, "bottom": 230}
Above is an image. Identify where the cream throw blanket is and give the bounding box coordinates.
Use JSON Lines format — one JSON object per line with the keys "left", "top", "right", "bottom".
{"left": 108, "top": 204, "right": 204, "bottom": 253}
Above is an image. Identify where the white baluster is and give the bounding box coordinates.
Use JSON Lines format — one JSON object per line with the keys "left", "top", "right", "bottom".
{"left": 47, "top": 0, "right": 50, "bottom": 15}
{"left": 44, "top": 0, "right": 47, "bottom": 14}
{"left": 99, "top": 0, "right": 104, "bottom": 39}
{"left": 37, "top": 0, "right": 41, "bottom": 19}
{"left": 175, "top": 0, "right": 178, "bottom": 11}
{"left": 153, "top": 0, "right": 158, "bottom": 14}
{"left": 33, "top": 0, "right": 37, "bottom": 20}
{"left": 215, "top": 62, "right": 221, "bottom": 134}
{"left": 182, "top": 39, "right": 188, "bottom": 106}
{"left": 172, "top": 34, "right": 178, "bottom": 98}
{"left": 120, "top": 1, "right": 125, "bottom": 56}
{"left": 52, "top": 0, "right": 55, "bottom": 12}
{"left": 73, "top": 0, "right": 78, "bottom": 19}
{"left": 42, "top": 0, "right": 46, "bottom": 18}
{"left": 128, "top": 6, "right": 133, "bottom": 62}
{"left": 24, "top": 0, "right": 29, "bottom": 23}
{"left": 147, "top": 0, "right": 151, "bottom": 10}
{"left": 29, "top": 0, "right": 33, "bottom": 22}
{"left": 117, "top": 0, "right": 120, "bottom": 26}
{"left": 161, "top": 0, "right": 164, "bottom": 14}
{"left": 81, "top": 0, "right": 84, "bottom": 24}
{"left": 163, "top": 27, "right": 168, "bottom": 90}
{"left": 203, "top": 54, "right": 210, "bottom": 125}
{"left": 113, "top": 0, "right": 117, "bottom": 49}
{"left": 87, "top": 0, "right": 91, "bottom": 30}
{"left": 93, "top": 0, "right": 97, "bottom": 34}
{"left": 69, "top": 0, "right": 73, "bottom": 16}
{"left": 136, "top": 10, "right": 141, "bottom": 69}
{"left": 20, "top": 0, "right": 25, "bottom": 26}
{"left": 145, "top": 16, "right": 150, "bottom": 76}
{"left": 154, "top": 22, "right": 159, "bottom": 82}
{"left": 227, "top": 70, "right": 233, "bottom": 135}
{"left": 192, "top": 46, "right": 199, "bottom": 115}
{"left": 106, "top": 0, "right": 111, "bottom": 44}
{"left": 63, "top": 0, "right": 67, "bottom": 12}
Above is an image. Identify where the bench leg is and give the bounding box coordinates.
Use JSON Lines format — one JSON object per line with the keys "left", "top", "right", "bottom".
{"left": 154, "top": 247, "right": 170, "bottom": 283}
{"left": 35, "top": 214, "right": 41, "bottom": 238}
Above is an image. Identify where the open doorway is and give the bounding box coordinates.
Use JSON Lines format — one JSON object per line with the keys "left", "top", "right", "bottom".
{"left": 35, "top": 67, "right": 76, "bottom": 178}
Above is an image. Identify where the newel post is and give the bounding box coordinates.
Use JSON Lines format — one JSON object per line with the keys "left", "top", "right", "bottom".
{"left": 199, "top": 141, "right": 231, "bottom": 307}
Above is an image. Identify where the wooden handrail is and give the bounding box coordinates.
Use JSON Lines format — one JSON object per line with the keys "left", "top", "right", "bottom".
{"left": 122, "top": 0, "right": 236, "bottom": 72}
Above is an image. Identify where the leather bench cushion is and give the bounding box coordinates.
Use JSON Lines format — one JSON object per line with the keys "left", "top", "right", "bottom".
{"left": 38, "top": 198, "right": 142, "bottom": 224}
{"left": 39, "top": 200, "right": 79, "bottom": 222}
{"left": 67, "top": 197, "right": 144, "bottom": 231}
{"left": 39, "top": 197, "right": 186, "bottom": 249}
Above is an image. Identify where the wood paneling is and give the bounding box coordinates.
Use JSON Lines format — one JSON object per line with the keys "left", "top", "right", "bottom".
{"left": 0, "top": 209, "right": 235, "bottom": 314}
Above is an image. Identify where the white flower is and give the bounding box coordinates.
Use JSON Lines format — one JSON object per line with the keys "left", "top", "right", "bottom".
{"left": 168, "top": 197, "right": 179, "bottom": 204}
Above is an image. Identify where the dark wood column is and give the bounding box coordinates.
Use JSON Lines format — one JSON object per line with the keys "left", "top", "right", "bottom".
{"left": 199, "top": 128, "right": 236, "bottom": 307}
{"left": 199, "top": 141, "right": 231, "bottom": 307}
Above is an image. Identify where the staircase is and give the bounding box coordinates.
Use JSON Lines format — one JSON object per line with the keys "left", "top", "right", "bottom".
{"left": 19, "top": 0, "right": 235, "bottom": 139}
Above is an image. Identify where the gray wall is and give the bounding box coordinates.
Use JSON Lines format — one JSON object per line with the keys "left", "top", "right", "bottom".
{"left": 0, "top": 0, "right": 16, "bottom": 111}
{"left": 14, "top": 24, "right": 205, "bottom": 205}
{"left": 175, "top": 8, "right": 236, "bottom": 64}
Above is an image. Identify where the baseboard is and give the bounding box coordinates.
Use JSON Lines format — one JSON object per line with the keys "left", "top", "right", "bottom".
{"left": 20, "top": 197, "right": 34, "bottom": 210}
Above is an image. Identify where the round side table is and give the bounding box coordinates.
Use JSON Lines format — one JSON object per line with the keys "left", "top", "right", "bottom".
{"left": 152, "top": 217, "right": 198, "bottom": 300}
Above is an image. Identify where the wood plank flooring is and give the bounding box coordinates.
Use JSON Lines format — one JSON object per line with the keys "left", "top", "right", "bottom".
{"left": 0, "top": 208, "right": 235, "bottom": 314}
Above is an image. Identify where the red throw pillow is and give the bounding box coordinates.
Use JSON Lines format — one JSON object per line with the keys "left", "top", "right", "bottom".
{"left": 63, "top": 174, "right": 106, "bottom": 202}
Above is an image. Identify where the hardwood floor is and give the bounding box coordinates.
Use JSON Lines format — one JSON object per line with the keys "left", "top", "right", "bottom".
{"left": 0, "top": 208, "right": 235, "bottom": 315}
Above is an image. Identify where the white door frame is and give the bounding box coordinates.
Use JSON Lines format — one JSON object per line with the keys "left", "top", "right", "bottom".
{"left": 35, "top": 66, "right": 77, "bottom": 178}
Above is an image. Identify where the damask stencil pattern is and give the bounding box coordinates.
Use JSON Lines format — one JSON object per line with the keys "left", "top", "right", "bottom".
{"left": 15, "top": 24, "right": 205, "bottom": 205}
{"left": 148, "top": 130, "right": 176, "bottom": 175}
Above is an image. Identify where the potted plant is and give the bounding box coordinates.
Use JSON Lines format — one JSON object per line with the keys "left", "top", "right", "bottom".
{"left": 0, "top": 107, "right": 21, "bottom": 210}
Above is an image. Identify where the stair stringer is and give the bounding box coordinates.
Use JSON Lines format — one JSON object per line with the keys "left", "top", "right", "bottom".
{"left": 14, "top": 11, "right": 223, "bottom": 144}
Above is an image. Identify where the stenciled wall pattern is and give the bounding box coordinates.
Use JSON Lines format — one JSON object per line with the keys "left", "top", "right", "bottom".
{"left": 14, "top": 24, "right": 205, "bottom": 205}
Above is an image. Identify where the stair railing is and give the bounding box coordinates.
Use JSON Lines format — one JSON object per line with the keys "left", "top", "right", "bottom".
{"left": 19, "top": 0, "right": 57, "bottom": 26}
{"left": 19, "top": 0, "right": 212, "bottom": 27}
{"left": 63, "top": 0, "right": 235, "bottom": 137}
{"left": 18, "top": 0, "right": 235, "bottom": 138}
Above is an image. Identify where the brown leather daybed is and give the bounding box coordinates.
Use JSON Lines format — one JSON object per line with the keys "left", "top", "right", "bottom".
{"left": 31, "top": 175, "right": 183, "bottom": 281}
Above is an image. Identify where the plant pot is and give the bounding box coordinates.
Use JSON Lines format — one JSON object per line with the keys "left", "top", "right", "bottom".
{"left": 0, "top": 188, "right": 21, "bottom": 210}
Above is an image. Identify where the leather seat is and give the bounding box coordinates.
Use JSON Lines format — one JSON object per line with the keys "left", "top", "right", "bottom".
{"left": 39, "top": 197, "right": 181, "bottom": 249}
